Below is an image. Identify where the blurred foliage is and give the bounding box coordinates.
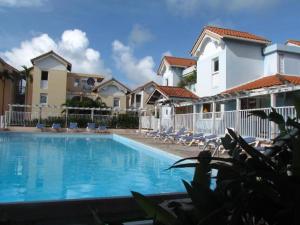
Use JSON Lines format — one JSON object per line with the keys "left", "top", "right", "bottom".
{"left": 132, "top": 107, "right": 300, "bottom": 225}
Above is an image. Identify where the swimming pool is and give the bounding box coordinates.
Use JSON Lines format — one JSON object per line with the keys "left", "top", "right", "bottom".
{"left": 0, "top": 132, "right": 193, "bottom": 203}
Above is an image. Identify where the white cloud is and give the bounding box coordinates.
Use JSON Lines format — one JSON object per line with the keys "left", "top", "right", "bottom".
{"left": 165, "top": 0, "right": 279, "bottom": 16}
{"left": 0, "top": 29, "right": 111, "bottom": 78}
{"left": 112, "top": 40, "right": 161, "bottom": 87}
{"left": 128, "top": 24, "right": 154, "bottom": 47}
{"left": 0, "top": 0, "right": 45, "bottom": 7}
{"left": 207, "top": 19, "right": 235, "bottom": 28}
{"left": 161, "top": 51, "right": 172, "bottom": 57}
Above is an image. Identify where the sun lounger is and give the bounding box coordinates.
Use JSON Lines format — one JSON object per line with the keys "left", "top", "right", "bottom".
{"left": 154, "top": 127, "right": 173, "bottom": 140}
{"left": 163, "top": 127, "right": 187, "bottom": 143}
{"left": 145, "top": 129, "right": 161, "bottom": 137}
{"left": 86, "top": 123, "right": 96, "bottom": 132}
{"left": 51, "top": 123, "right": 62, "bottom": 132}
{"left": 177, "top": 133, "right": 204, "bottom": 145}
{"left": 67, "top": 122, "right": 78, "bottom": 132}
{"left": 36, "top": 123, "right": 45, "bottom": 131}
{"left": 97, "top": 125, "right": 109, "bottom": 133}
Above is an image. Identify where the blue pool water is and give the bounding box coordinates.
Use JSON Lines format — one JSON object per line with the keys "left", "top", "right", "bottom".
{"left": 0, "top": 132, "right": 193, "bottom": 203}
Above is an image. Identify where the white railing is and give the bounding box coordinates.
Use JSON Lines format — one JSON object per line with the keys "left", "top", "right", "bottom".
{"left": 140, "top": 116, "right": 160, "bottom": 130}
{"left": 140, "top": 106, "right": 297, "bottom": 140}
{"left": 175, "top": 113, "right": 193, "bottom": 131}
{"left": 5, "top": 105, "right": 139, "bottom": 128}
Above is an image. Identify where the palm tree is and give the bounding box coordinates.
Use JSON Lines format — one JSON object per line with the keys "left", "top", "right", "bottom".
{"left": 0, "top": 69, "right": 15, "bottom": 114}
{"left": 21, "top": 65, "right": 33, "bottom": 106}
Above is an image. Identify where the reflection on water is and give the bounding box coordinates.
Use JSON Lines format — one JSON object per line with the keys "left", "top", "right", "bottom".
{"left": 0, "top": 133, "right": 193, "bottom": 203}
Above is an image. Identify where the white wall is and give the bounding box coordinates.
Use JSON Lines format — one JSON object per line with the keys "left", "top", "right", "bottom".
{"left": 195, "top": 37, "right": 226, "bottom": 97}
{"left": 34, "top": 56, "right": 67, "bottom": 71}
{"left": 162, "top": 66, "right": 181, "bottom": 86}
{"left": 264, "top": 52, "right": 278, "bottom": 75}
{"left": 283, "top": 53, "right": 300, "bottom": 75}
{"left": 226, "top": 41, "right": 264, "bottom": 89}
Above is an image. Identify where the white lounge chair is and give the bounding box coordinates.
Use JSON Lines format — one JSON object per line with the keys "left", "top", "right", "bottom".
{"left": 163, "top": 127, "right": 187, "bottom": 143}
{"left": 67, "top": 122, "right": 78, "bottom": 132}
{"left": 86, "top": 123, "right": 96, "bottom": 132}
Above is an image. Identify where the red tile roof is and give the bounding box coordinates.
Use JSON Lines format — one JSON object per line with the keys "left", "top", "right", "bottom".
{"left": 286, "top": 39, "right": 300, "bottom": 47}
{"left": 157, "top": 86, "right": 199, "bottom": 99}
{"left": 191, "top": 26, "right": 270, "bottom": 55}
{"left": 205, "top": 26, "right": 270, "bottom": 43}
{"left": 223, "top": 74, "right": 300, "bottom": 94}
{"left": 164, "top": 56, "right": 196, "bottom": 67}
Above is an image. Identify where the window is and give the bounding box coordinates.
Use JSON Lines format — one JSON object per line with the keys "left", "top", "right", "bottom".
{"left": 165, "top": 78, "right": 169, "bottom": 86}
{"left": 74, "top": 78, "right": 80, "bottom": 87}
{"left": 40, "top": 71, "right": 48, "bottom": 89}
{"left": 212, "top": 57, "right": 219, "bottom": 73}
{"left": 136, "top": 94, "right": 141, "bottom": 107}
{"left": 113, "top": 97, "right": 120, "bottom": 107}
{"left": 40, "top": 94, "right": 48, "bottom": 105}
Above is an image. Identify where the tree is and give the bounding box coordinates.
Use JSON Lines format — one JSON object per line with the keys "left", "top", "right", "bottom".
{"left": 62, "top": 96, "right": 108, "bottom": 114}
{"left": 20, "top": 65, "right": 33, "bottom": 106}
{"left": 0, "top": 69, "right": 15, "bottom": 114}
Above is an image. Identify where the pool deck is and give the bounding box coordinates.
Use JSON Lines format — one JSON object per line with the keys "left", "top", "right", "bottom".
{"left": 116, "top": 132, "right": 201, "bottom": 158}
{"left": 4, "top": 127, "right": 227, "bottom": 159}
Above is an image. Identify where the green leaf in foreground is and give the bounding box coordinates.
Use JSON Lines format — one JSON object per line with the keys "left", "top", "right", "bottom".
{"left": 131, "top": 191, "right": 177, "bottom": 225}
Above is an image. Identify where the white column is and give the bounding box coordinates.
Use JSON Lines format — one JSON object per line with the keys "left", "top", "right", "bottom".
{"left": 236, "top": 98, "right": 241, "bottom": 133}
{"left": 91, "top": 109, "right": 94, "bottom": 122}
{"left": 270, "top": 93, "right": 276, "bottom": 108}
{"left": 159, "top": 105, "right": 163, "bottom": 131}
{"left": 270, "top": 93, "right": 277, "bottom": 139}
{"left": 193, "top": 104, "right": 197, "bottom": 134}
{"left": 172, "top": 104, "right": 176, "bottom": 130}
{"left": 154, "top": 106, "right": 158, "bottom": 118}
{"left": 212, "top": 101, "right": 216, "bottom": 134}
{"left": 134, "top": 94, "right": 137, "bottom": 108}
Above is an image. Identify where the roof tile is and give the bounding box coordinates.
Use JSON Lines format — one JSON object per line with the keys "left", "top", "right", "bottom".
{"left": 286, "top": 39, "right": 300, "bottom": 47}
{"left": 164, "top": 56, "right": 196, "bottom": 67}
{"left": 206, "top": 26, "right": 270, "bottom": 43}
{"left": 157, "top": 86, "right": 199, "bottom": 99}
{"left": 223, "top": 74, "right": 300, "bottom": 94}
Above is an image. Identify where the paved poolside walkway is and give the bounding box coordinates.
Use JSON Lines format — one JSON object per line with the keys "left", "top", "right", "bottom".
{"left": 114, "top": 130, "right": 207, "bottom": 158}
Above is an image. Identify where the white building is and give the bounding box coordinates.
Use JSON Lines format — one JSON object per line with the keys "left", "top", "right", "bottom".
{"left": 190, "top": 26, "right": 300, "bottom": 112}
{"left": 157, "top": 56, "right": 196, "bottom": 88}
{"left": 142, "top": 26, "right": 300, "bottom": 139}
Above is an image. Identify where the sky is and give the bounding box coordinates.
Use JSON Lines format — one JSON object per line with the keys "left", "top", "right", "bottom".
{"left": 0, "top": 0, "right": 300, "bottom": 88}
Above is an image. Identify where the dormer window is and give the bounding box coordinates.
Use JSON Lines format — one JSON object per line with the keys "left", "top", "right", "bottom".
{"left": 212, "top": 57, "right": 219, "bottom": 73}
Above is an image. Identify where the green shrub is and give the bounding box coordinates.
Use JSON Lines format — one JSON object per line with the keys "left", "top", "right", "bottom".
{"left": 132, "top": 107, "right": 300, "bottom": 225}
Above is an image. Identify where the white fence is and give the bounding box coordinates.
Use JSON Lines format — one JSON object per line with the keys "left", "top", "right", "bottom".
{"left": 140, "top": 106, "right": 297, "bottom": 139}
{"left": 4, "top": 104, "right": 139, "bottom": 128}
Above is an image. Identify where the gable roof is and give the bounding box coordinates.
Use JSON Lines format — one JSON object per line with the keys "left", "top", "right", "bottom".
{"left": 131, "top": 81, "right": 158, "bottom": 93}
{"left": 157, "top": 86, "right": 199, "bottom": 99}
{"left": 286, "top": 39, "right": 300, "bottom": 47}
{"left": 146, "top": 86, "right": 199, "bottom": 105}
{"left": 158, "top": 56, "right": 196, "bottom": 75}
{"left": 93, "top": 78, "right": 131, "bottom": 92}
{"left": 0, "top": 57, "right": 19, "bottom": 73}
{"left": 191, "top": 26, "right": 271, "bottom": 55}
{"left": 223, "top": 74, "right": 300, "bottom": 94}
{"left": 31, "top": 50, "right": 72, "bottom": 70}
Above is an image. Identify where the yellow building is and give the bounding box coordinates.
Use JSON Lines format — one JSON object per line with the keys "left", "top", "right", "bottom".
{"left": 93, "top": 78, "right": 131, "bottom": 111}
{"left": 26, "top": 51, "right": 104, "bottom": 107}
{"left": 0, "top": 57, "right": 20, "bottom": 115}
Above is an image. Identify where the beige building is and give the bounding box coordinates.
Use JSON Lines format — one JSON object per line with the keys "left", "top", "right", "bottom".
{"left": 93, "top": 78, "right": 131, "bottom": 111}
{"left": 128, "top": 81, "right": 158, "bottom": 114}
{"left": 0, "top": 57, "right": 20, "bottom": 115}
{"left": 26, "top": 51, "right": 104, "bottom": 107}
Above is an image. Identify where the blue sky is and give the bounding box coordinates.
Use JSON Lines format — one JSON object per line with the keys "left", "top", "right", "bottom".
{"left": 0, "top": 0, "right": 299, "bottom": 88}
